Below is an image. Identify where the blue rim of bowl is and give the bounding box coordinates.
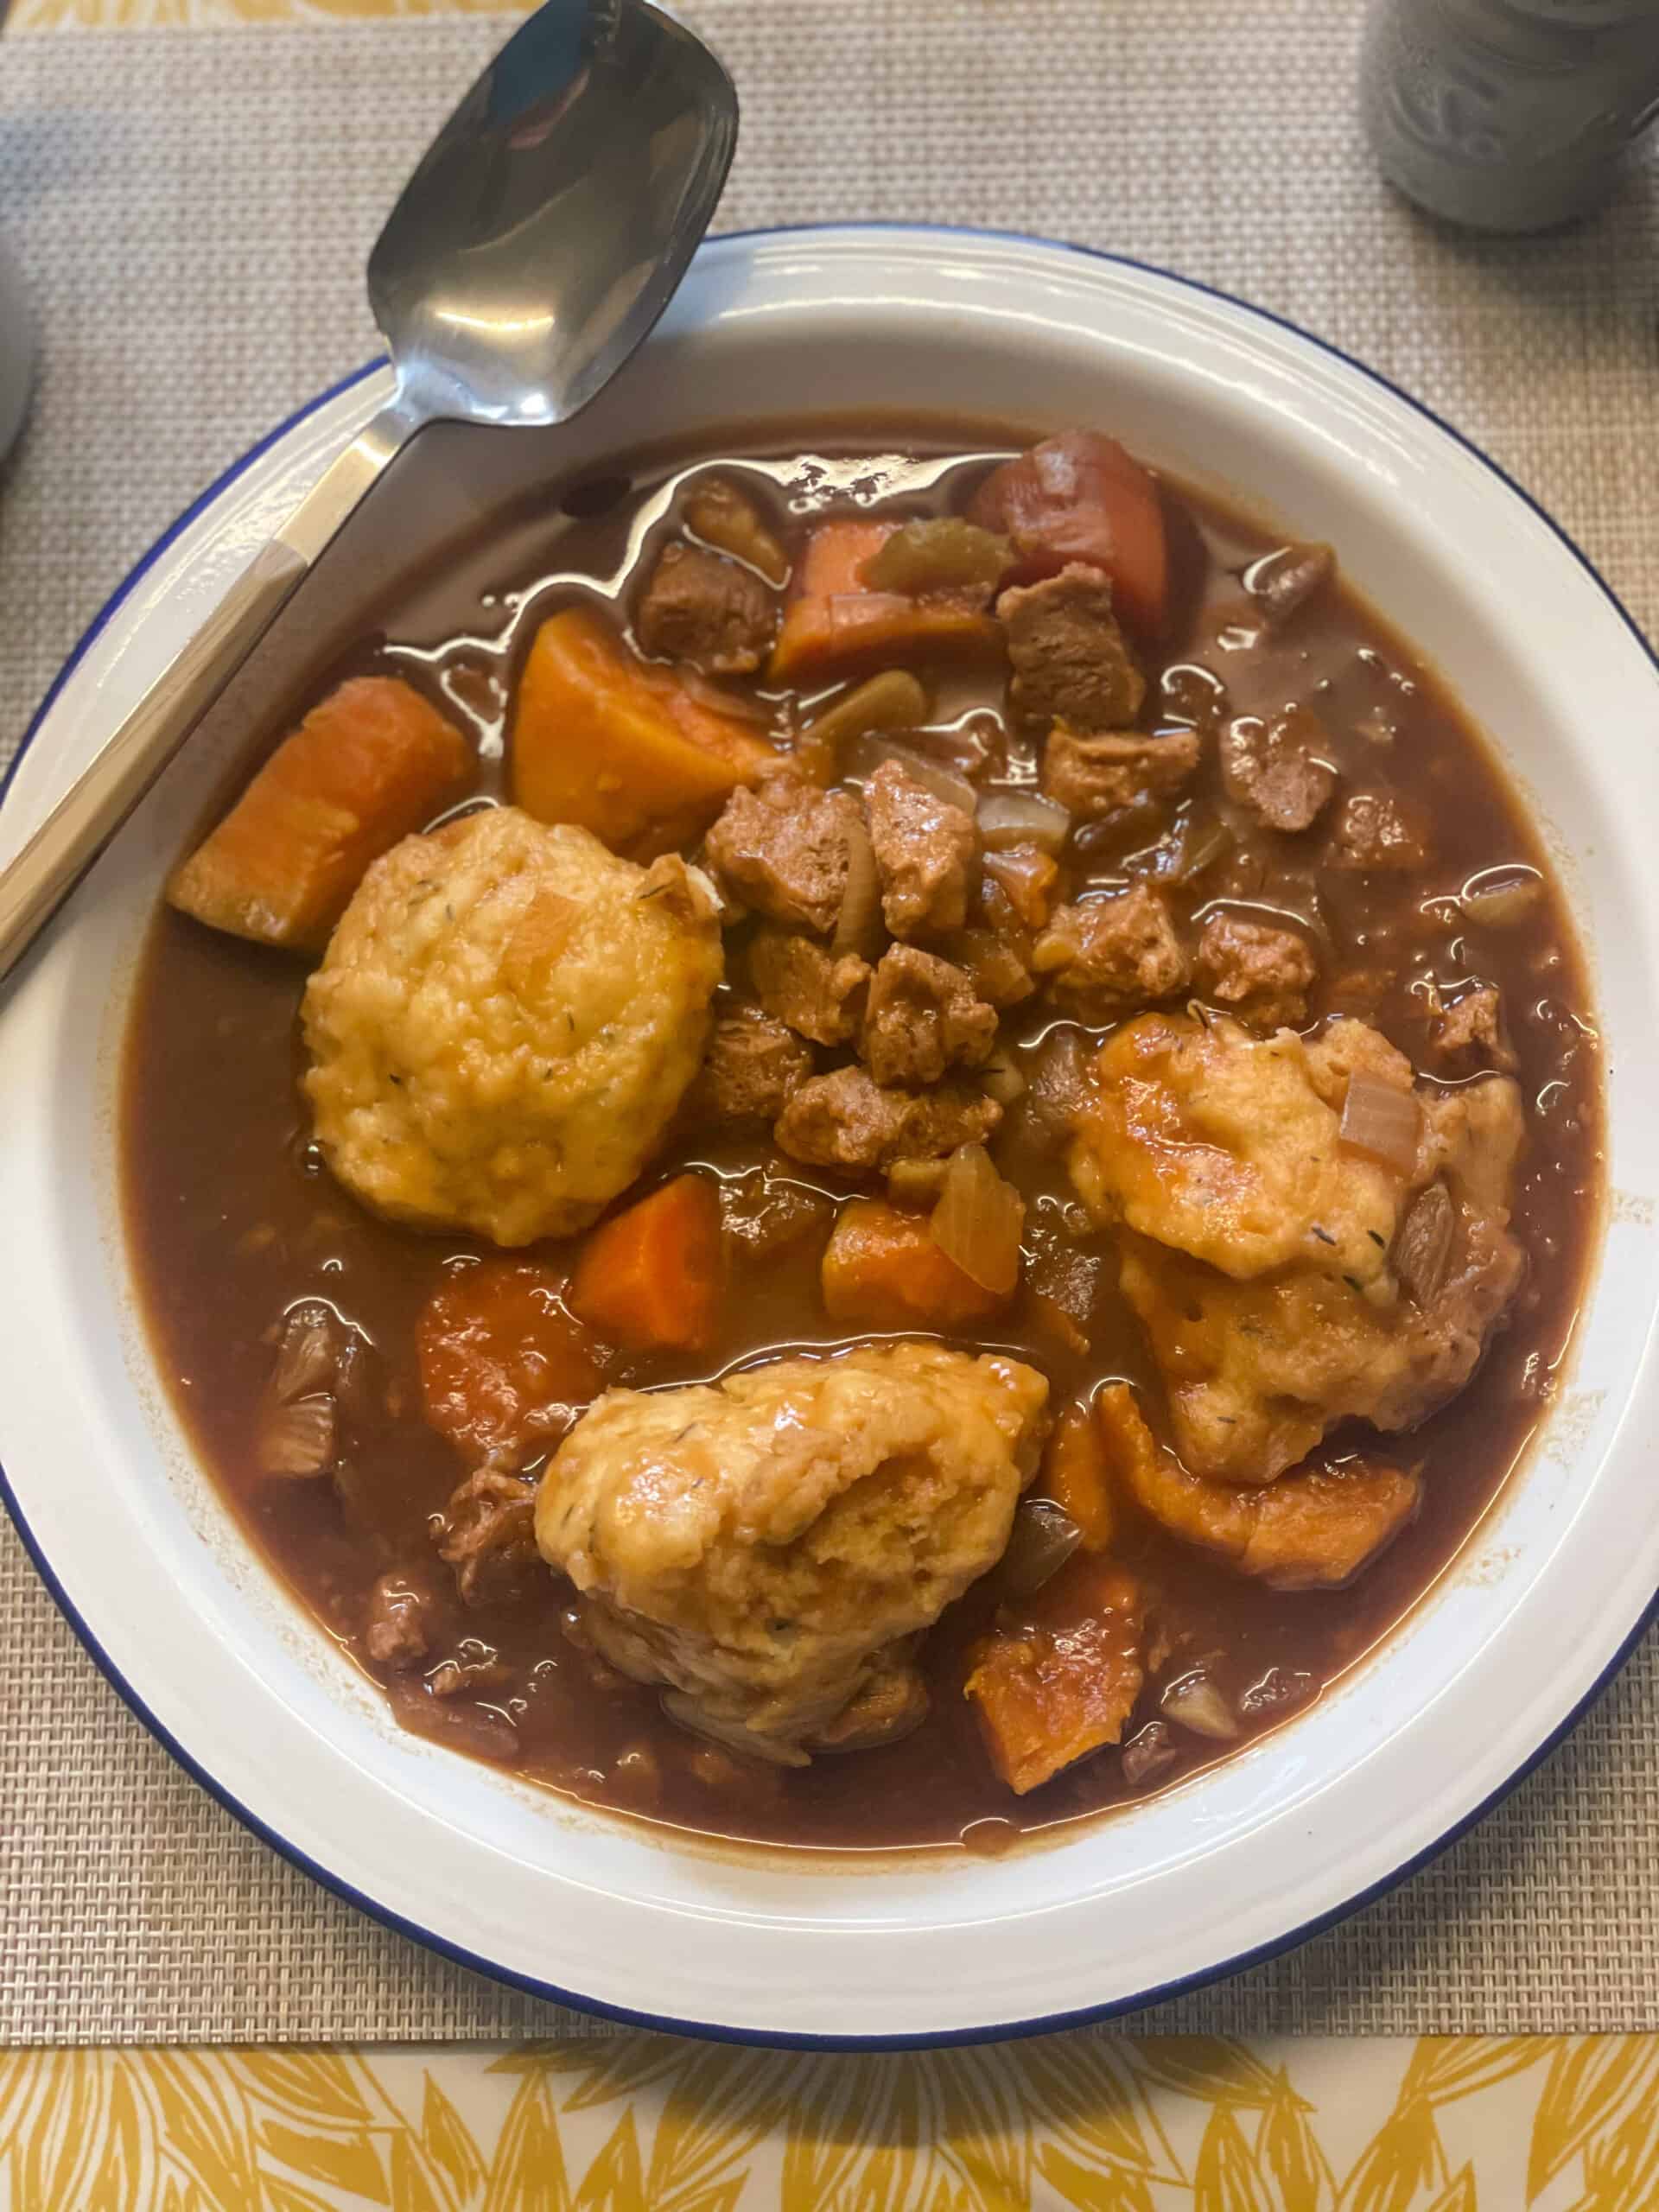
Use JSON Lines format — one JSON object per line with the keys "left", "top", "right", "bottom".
{"left": 2, "top": 223, "right": 1656, "bottom": 2052}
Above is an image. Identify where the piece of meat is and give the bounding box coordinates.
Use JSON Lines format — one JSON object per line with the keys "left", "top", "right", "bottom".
{"left": 1246, "top": 542, "right": 1335, "bottom": 626}
{"left": 1040, "top": 726, "right": 1200, "bottom": 820}
{"left": 1220, "top": 707, "right": 1338, "bottom": 832}
{"left": 775, "top": 1065, "right": 1000, "bottom": 1172}
{"left": 860, "top": 944, "right": 998, "bottom": 1086}
{"left": 535, "top": 1341, "right": 1048, "bottom": 1761}
{"left": 1081, "top": 1027, "right": 1528, "bottom": 1479}
{"left": 703, "top": 775, "right": 861, "bottom": 932}
{"left": 695, "top": 1011, "right": 815, "bottom": 1120}
{"left": 1431, "top": 982, "right": 1516, "bottom": 1073}
{"left": 997, "top": 566, "right": 1146, "bottom": 731}
{"left": 1194, "top": 912, "right": 1317, "bottom": 1029}
{"left": 982, "top": 844, "right": 1059, "bottom": 929}
{"left": 435, "top": 1468, "right": 543, "bottom": 1605}
{"left": 1326, "top": 789, "right": 1431, "bottom": 873}
{"left": 747, "top": 925, "right": 872, "bottom": 1046}
{"left": 719, "top": 1171, "right": 834, "bottom": 1264}
{"left": 363, "top": 1571, "right": 438, "bottom": 1669}
{"left": 635, "top": 540, "right": 777, "bottom": 674}
{"left": 864, "top": 760, "right": 978, "bottom": 938}
{"left": 1031, "top": 884, "right": 1189, "bottom": 1019}
{"left": 1096, "top": 1382, "right": 1420, "bottom": 1589}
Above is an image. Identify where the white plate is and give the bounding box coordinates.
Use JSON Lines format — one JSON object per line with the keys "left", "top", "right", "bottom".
{"left": 3, "top": 227, "right": 1656, "bottom": 2047}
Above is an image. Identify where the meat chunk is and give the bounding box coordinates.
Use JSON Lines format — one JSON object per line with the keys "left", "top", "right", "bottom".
{"left": 703, "top": 775, "right": 861, "bottom": 933}
{"left": 859, "top": 945, "right": 998, "bottom": 1086}
{"left": 695, "top": 1012, "right": 814, "bottom": 1121}
{"left": 864, "top": 760, "right": 978, "bottom": 938}
{"left": 302, "top": 808, "right": 722, "bottom": 1249}
{"left": 748, "top": 925, "right": 871, "bottom": 1046}
{"left": 435, "top": 1468, "right": 543, "bottom": 1605}
{"left": 535, "top": 1342, "right": 1048, "bottom": 1762}
{"left": 1031, "top": 884, "right": 1189, "bottom": 1019}
{"left": 1071, "top": 1014, "right": 1526, "bottom": 1478}
{"left": 1220, "top": 707, "right": 1337, "bottom": 833}
{"left": 1097, "top": 1383, "right": 1420, "bottom": 1590}
{"left": 1040, "top": 726, "right": 1200, "bottom": 819}
{"left": 719, "top": 1171, "right": 833, "bottom": 1264}
{"left": 635, "top": 541, "right": 776, "bottom": 675}
{"left": 363, "top": 1571, "right": 437, "bottom": 1669}
{"left": 998, "top": 566, "right": 1146, "bottom": 731}
{"left": 775, "top": 1065, "right": 1000, "bottom": 1172}
{"left": 1431, "top": 982, "right": 1516, "bottom": 1073}
{"left": 1194, "top": 912, "right": 1317, "bottom": 1029}
{"left": 1327, "top": 790, "right": 1431, "bottom": 873}
{"left": 1245, "top": 542, "right": 1334, "bottom": 627}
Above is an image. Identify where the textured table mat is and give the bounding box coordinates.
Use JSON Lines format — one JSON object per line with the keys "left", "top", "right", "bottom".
{"left": 2, "top": 0, "right": 1657, "bottom": 2047}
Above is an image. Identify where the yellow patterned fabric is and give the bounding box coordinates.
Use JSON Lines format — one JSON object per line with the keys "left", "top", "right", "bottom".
{"left": 3, "top": 2035, "right": 1659, "bottom": 2208}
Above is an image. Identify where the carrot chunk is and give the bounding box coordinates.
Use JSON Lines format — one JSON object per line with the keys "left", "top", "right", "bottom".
{"left": 965, "top": 1554, "right": 1145, "bottom": 1795}
{"left": 167, "top": 676, "right": 470, "bottom": 951}
{"left": 768, "top": 518, "right": 1002, "bottom": 682}
{"left": 969, "top": 431, "right": 1169, "bottom": 639}
{"left": 569, "top": 1173, "right": 724, "bottom": 1352}
{"left": 512, "top": 605, "right": 779, "bottom": 857}
{"left": 419, "top": 1259, "right": 606, "bottom": 1465}
{"left": 820, "top": 1198, "right": 1007, "bottom": 1332}
{"left": 1041, "top": 1401, "right": 1116, "bottom": 1551}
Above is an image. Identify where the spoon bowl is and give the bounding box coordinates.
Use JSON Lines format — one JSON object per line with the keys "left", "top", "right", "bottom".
{"left": 0, "top": 0, "right": 737, "bottom": 987}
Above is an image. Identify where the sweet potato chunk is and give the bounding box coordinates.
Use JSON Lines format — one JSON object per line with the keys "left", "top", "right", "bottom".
{"left": 821, "top": 1198, "right": 1007, "bottom": 1331}
{"left": 966, "top": 1554, "right": 1145, "bottom": 1795}
{"left": 168, "top": 676, "right": 470, "bottom": 952}
{"left": 512, "top": 605, "right": 779, "bottom": 856}
{"left": 1041, "top": 1402, "right": 1115, "bottom": 1551}
{"left": 569, "top": 1173, "right": 725, "bottom": 1353}
{"left": 769, "top": 518, "right": 1001, "bottom": 682}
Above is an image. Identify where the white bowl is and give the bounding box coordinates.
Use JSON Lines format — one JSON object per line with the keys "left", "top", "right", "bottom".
{"left": 3, "top": 227, "right": 1656, "bottom": 2047}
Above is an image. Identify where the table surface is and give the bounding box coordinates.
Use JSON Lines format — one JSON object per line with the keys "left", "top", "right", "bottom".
{"left": 2, "top": 0, "right": 1658, "bottom": 2198}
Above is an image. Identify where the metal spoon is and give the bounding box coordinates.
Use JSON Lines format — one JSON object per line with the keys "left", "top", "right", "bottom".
{"left": 0, "top": 0, "right": 736, "bottom": 986}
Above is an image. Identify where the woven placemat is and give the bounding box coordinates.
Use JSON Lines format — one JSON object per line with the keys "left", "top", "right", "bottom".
{"left": 2, "top": 0, "right": 1657, "bottom": 2045}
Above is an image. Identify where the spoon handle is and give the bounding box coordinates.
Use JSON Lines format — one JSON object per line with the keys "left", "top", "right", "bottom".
{"left": 0, "top": 404, "right": 414, "bottom": 990}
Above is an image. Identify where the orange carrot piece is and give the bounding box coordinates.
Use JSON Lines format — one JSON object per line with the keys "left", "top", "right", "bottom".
{"left": 168, "top": 676, "right": 470, "bottom": 952}
{"left": 768, "top": 517, "right": 1002, "bottom": 681}
{"left": 771, "top": 594, "right": 1001, "bottom": 683}
{"left": 820, "top": 1198, "right": 1007, "bottom": 1332}
{"left": 795, "top": 517, "right": 894, "bottom": 597}
{"left": 1041, "top": 1402, "right": 1116, "bottom": 1552}
{"left": 569, "top": 1173, "right": 724, "bottom": 1353}
{"left": 418, "top": 1259, "right": 606, "bottom": 1465}
{"left": 965, "top": 1554, "right": 1145, "bottom": 1796}
{"left": 512, "top": 605, "right": 779, "bottom": 857}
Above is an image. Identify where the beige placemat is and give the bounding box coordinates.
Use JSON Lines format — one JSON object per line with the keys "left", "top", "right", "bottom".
{"left": 2, "top": 0, "right": 1656, "bottom": 2045}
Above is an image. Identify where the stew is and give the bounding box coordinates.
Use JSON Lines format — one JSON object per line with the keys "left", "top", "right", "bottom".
{"left": 122, "top": 421, "right": 1601, "bottom": 1853}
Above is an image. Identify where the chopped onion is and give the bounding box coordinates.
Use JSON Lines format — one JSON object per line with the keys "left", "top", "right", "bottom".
{"left": 977, "top": 1049, "right": 1027, "bottom": 1106}
{"left": 1395, "top": 1180, "right": 1454, "bottom": 1307}
{"left": 1170, "top": 813, "right": 1233, "bottom": 885}
{"left": 976, "top": 791, "right": 1071, "bottom": 855}
{"left": 1121, "top": 1719, "right": 1183, "bottom": 1790}
{"left": 832, "top": 811, "right": 883, "bottom": 957}
{"left": 1460, "top": 866, "right": 1542, "bottom": 929}
{"left": 1160, "top": 1672, "right": 1239, "bottom": 1742}
{"left": 1001, "top": 1498, "right": 1083, "bottom": 1597}
{"left": 661, "top": 1690, "right": 804, "bottom": 1767}
{"left": 271, "top": 1300, "right": 346, "bottom": 1402}
{"left": 930, "top": 1142, "right": 1026, "bottom": 1294}
{"left": 804, "top": 669, "right": 927, "bottom": 761}
{"left": 683, "top": 476, "right": 790, "bottom": 586}
{"left": 679, "top": 665, "right": 772, "bottom": 725}
{"left": 1338, "top": 1071, "right": 1421, "bottom": 1173}
{"left": 258, "top": 1393, "right": 337, "bottom": 1478}
{"left": 1027, "top": 1031, "right": 1091, "bottom": 1137}
{"left": 887, "top": 1157, "right": 949, "bottom": 1207}
{"left": 848, "top": 734, "right": 977, "bottom": 817}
